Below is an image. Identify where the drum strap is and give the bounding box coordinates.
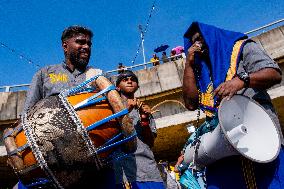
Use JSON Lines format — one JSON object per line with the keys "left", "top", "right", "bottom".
{"left": 58, "top": 92, "right": 103, "bottom": 170}
{"left": 65, "top": 74, "right": 103, "bottom": 96}
{"left": 96, "top": 133, "right": 137, "bottom": 154}
{"left": 3, "top": 124, "right": 30, "bottom": 157}
{"left": 7, "top": 143, "right": 29, "bottom": 156}
{"left": 87, "top": 108, "right": 129, "bottom": 131}
{"left": 102, "top": 133, "right": 124, "bottom": 147}
{"left": 73, "top": 85, "right": 116, "bottom": 110}
{"left": 3, "top": 124, "right": 23, "bottom": 139}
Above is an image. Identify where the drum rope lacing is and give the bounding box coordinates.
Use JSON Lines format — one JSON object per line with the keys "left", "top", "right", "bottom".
{"left": 58, "top": 92, "right": 101, "bottom": 166}
{"left": 22, "top": 113, "right": 64, "bottom": 189}
{"left": 19, "top": 74, "right": 137, "bottom": 187}
{"left": 64, "top": 74, "right": 102, "bottom": 96}
{"left": 62, "top": 74, "right": 137, "bottom": 161}
{"left": 3, "top": 123, "right": 23, "bottom": 139}
{"left": 73, "top": 85, "right": 116, "bottom": 110}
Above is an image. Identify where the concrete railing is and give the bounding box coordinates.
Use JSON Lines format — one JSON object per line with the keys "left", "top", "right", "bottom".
{"left": 0, "top": 84, "right": 30, "bottom": 92}
{"left": 105, "top": 54, "right": 184, "bottom": 75}
{"left": 0, "top": 54, "right": 185, "bottom": 92}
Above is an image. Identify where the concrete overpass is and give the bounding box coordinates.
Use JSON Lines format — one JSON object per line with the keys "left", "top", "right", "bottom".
{"left": 0, "top": 24, "right": 284, "bottom": 188}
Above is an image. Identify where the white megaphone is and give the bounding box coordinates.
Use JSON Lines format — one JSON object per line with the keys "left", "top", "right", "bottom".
{"left": 183, "top": 95, "right": 281, "bottom": 169}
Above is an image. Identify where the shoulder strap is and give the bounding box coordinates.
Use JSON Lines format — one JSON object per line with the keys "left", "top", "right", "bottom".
{"left": 85, "top": 67, "right": 103, "bottom": 81}
{"left": 226, "top": 39, "right": 248, "bottom": 81}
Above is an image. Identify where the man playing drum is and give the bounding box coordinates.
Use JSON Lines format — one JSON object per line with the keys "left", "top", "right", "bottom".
{"left": 24, "top": 25, "right": 101, "bottom": 111}
{"left": 17, "top": 25, "right": 116, "bottom": 189}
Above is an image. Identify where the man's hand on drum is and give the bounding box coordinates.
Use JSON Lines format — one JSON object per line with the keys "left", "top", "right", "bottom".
{"left": 213, "top": 77, "right": 245, "bottom": 101}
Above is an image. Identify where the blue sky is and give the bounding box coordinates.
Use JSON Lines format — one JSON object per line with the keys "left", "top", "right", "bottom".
{"left": 0, "top": 0, "right": 284, "bottom": 87}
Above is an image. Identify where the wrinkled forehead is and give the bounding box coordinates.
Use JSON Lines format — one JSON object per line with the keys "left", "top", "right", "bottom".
{"left": 64, "top": 33, "right": 91, "bottom": 43}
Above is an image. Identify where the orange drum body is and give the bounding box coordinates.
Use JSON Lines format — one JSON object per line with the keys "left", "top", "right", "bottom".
{"left": 4, "top": 75, "right": 136, "bottom": 188}
{"left": 67, "top": 92, "right": 121, "bottom": 158}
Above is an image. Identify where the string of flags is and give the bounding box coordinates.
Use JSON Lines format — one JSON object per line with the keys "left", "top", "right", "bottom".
{"left": 131, "top": 0, "right": 156, "bottom": 65}
{"left": 0, "top": 41, "right": 40, "bottom": 68}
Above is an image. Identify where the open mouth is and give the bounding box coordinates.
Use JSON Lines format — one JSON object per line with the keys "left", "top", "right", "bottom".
{"left": 80, "top": 52, "right": 89, "bottom": 58}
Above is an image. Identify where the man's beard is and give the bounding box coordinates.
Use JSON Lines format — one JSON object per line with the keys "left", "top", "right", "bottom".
{"left": 69, "top": 51, "right": 90, "bottom": 70}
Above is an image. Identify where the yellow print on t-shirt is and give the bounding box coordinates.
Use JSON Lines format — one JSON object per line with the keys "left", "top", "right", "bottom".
{"left": 200, "top": 82, "right": 215, "bottom": 117}
{"left": 49, "top": 73, "right": 68, "bottom": 84}
{"left": 200, "top": 82, "right": 214, "bottom": 107}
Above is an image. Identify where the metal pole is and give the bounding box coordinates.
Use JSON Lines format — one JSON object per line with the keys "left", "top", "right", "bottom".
{"left": 245, "top": 18, "right": 284, "bottom": 35}
{"left": 139, "top": 25, "right": 147, "bottom": 69}
{"left": 5, "top": 86, "right": 10, "bottom": 92}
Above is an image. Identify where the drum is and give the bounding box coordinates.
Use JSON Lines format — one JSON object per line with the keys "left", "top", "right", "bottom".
{"left": 3, "top": 75, "right": 136, "bottom": 188}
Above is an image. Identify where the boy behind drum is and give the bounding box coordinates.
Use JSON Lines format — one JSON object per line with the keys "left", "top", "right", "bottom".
{"left": 113, "top": 70, "right": 165, "bottom": 189}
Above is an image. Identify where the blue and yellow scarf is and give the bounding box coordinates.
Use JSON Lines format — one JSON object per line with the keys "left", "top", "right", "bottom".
{"left": 183, "top": 22, "right": 248, "bottom": 116}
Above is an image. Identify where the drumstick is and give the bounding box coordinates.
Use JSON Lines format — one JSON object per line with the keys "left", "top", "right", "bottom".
{"left": 136, "top": 99, "right": 143, "bottom": 111}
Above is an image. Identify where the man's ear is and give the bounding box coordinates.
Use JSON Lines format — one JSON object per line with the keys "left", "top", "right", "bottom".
{"left": 62, "top": 41, "right": 68, "bottom": 53}
{"left": 116, "top": 86, "right": 121, "bottom": 92}
{"left": 133, "top": 84, "right": 139, "bottom": 93}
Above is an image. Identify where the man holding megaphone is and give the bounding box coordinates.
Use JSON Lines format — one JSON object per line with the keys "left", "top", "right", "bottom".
{"left": 179, "top": 22, "right": 284, "bottom": 189}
